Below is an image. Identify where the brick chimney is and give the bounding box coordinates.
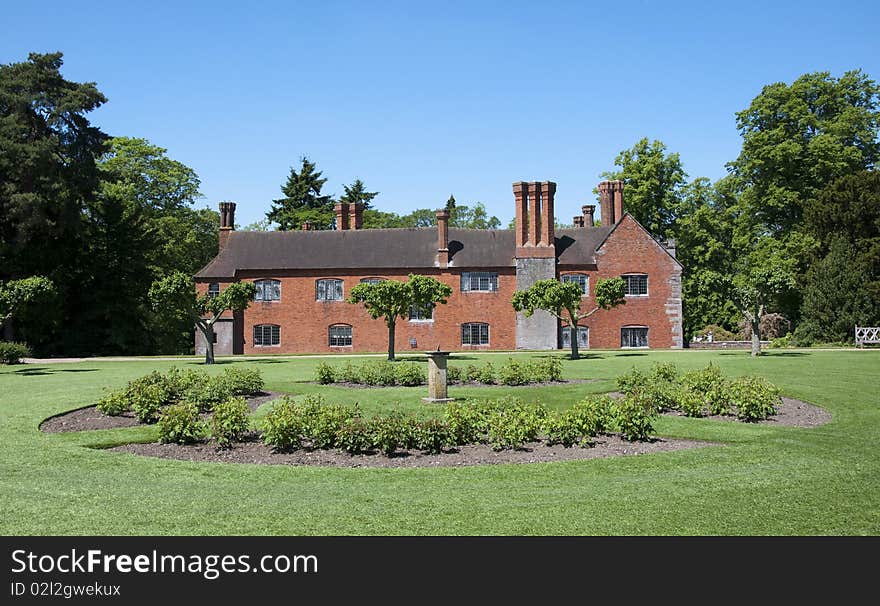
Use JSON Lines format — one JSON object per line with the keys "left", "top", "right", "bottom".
{"left": 573, "top": 216, "right": 585, "bottom": 228}
{"left": 218, "top": 201, "right": 236, "bottom": 250}
{"left": 513, "top": 181, "right": 556, "bottom": 258}
{"left": 335, "top": 202, "right": 350, "bottom": 230}
{"left": 598, "top": 181, "right": 614, "bottom": 226}
{"left": 582, "top": 204, "right": 596, "bottom": 227}
{"left": 348, "top": 202, "right": 363, "bottom": 230}
{"left": 611, "top": 180, "right": 625, "bottom": 224}
{"left": 436, "top": 209, "right": 450, "bottom": 268}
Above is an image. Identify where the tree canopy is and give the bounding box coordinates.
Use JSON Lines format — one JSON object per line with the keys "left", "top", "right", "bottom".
{"left": 266, "top": 157, "right": 334, "bottom": 230}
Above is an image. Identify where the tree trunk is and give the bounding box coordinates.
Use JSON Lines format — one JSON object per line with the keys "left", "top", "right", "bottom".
{"left": 568, "top": 315, "right": 580, "bottom": 360}
{"left": 387, "top": 320, "right": 396, "bottom": 361}
{"left": 750, "top": 314, "right": 761, "bottom": 358}
{"left": 200, "top": 324, "right": 215, "bottom": 365}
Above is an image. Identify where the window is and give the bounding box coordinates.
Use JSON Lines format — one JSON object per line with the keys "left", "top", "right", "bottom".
{"left": 622, "top": 274, "right": 648, "bottom": 296}
{"left": 621, "top": 327, "right": 649, "bottom": 348}
{"left": 561, "top": 274, "right": 589, "bottom": 295}
{"left": 329, "top": 324, "right": 352, "bottom": 346}
{"left": 561, "top": 326, "right": 589, "bottom": 349}
{"left": 254, "top": 279, "right": 281, "bottom": 302}
{"left": 253, "top": 324, "right": 280, "bottom": 346}
{"left": 360, "top": 277, "right": 385, "bottom": 284}
{"left": 409, "top": 304, "right": 434, "bottom": 321}
{"left": 207, "top": 283, "right": 220, "bottom": 298}
{"left": 461, "top": 323, "right": 490, "bottom": 345}
{"left": 461, "top": 272, "right": 498, "bottom": 292}
{"left": 316, "top": 279, "right": 344, "bottom": 301}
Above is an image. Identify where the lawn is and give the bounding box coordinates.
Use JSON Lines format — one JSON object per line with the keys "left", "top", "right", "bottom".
{"left": 0, "top": 349, "right": 877, "bottom": 535}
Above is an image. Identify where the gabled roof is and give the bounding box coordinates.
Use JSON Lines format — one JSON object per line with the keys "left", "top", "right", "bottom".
{"left": 195, "top": 226, "right": 615, "bottom": 279}
{"left": 595, "top": 213, "right": 683, "bottom": 268}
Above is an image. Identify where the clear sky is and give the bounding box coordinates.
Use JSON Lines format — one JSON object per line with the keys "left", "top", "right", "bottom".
{"left": 3, "top": 0, "right": 879, "bottom": 227}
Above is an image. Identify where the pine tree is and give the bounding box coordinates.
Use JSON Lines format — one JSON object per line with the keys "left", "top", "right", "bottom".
{"left": 339, "top": 178, "right": 378, "bottom": 209}
{"left": 266, "top": 157, "right": 334, "bottom": 230}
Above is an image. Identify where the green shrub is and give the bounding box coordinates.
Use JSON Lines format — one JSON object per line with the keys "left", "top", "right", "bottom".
{"left": 536, "top": 357, "right": 563, "bottom": 382}
{"left": 616, "top": 367, "right": 648, "bottom": 394}
{"left": 640, "top": 382, "right": 679, "bottom": 413}
{"left": 314, "top": 361, "right": 335, "bottom": 384}
{"left": 413, "top": 419, "right": 453, "bottom": 454}
{"left": 615, "top": 391, "right": 658, "bottom": 441}
{"left": 677, "top": 387, "right": 705, "bottom": 417}
{"left": 730, "top": 376, "right": 781, "bottom": 421}
{"left": 338, "top": 361, "right": 360, "bottom": 383}
{"left": 394, "top": 361, "right": 425, "bottom": 386}
{"left": 337, "top": 418, "right": 373, "bottom": 454}
{"left": 95, "top": 390, "right": 130, "bottom": 416}
{"left": 157, "top": 402, "right": 206, "bottom": 444}
{"left": 446, "top": 365, "right": 462, "bottom": 384}
{"left": 211, "top": 396, "right": 251, "bottom": 446}
{"left": 444, "top": 400, "right": 491, "bottom": 445}
{"left": 464, "top": 364, "right": 481, "bottom": 383}
{"left": 566, "top": 396, "right": 615, "bottom": 439}
{"left": 705, "top": 381, "right": 735, "bottom": 416}
{"left": 368, "top": 413, "right": 411, "bottom": 455}
{"left": 164, "top": 367, "right": 208, "bottom": 401}
{"left": 262, "top": 397, "right": 304, "bottom": 451}
{"left": 476, "top": 362, "right": 496, "bottom": 385}
{"left": 359, "top": 361, "right": 397, "bottom": 386}
{"left": 130, "top": 382, "right": 169, "bottom": 423}
{"left": 682, "top": 363, "right": 724, "bottom": 394}
{"left": 221, "top": 366, "right": 264, "bottom": 395}
{"left": 544, "top": 412, "right": 583, "bottom": 448}
{"left": 0, "top": 341, "right": 30, "bottom": 364}
{"left": 184, "top": 375, "right": 234, "bottom": 412}
{"left": 768, "top": 333, "right": 795, "bottom": 349}
{"left": 498, "top": 358, "right": 529, "bottom": 386}
{"left": 486, "top": 401, "right": 546, "bottom": 450}
{"left": 649, "top": 361, "right": 678, "bottom": 383}
{"left": 297, "top": 398, "right": 358, "bottom": 450}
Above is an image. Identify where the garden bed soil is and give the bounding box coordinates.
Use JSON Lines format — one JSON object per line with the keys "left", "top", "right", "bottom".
{"left": 39, "top": 391, "right": 282, "bottom": 433}
{"left": 661, "top": 396, "right": 831, "bottom": 428}
{"left": 109, "top": 433, "right": 714, "bottom": 468}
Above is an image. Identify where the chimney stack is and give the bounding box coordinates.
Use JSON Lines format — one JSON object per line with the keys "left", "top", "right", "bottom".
{"left": 582, "top": 204, "right": 596, "bottom": 227}
{"left": 513, "top": 181, "right": 556, "bottom": 258}
{"left": 436, "top": 209, "right": 450, "bottom": 268}
{"left": 598, "top": 181, "right": 614, "bottom": 226}
{"left": 611, "top": 180, "right": 625, "bottom": 224}
{"left": 335, "top": 202, "right": 350, "bottom": 230}
{"left": 348, "top": 202, "right": 363, "bottom": 230}
{"left": 218, "top": 201, "right": 236, "bottom": 250}
{"left": 573, "top": 216, "right": 585, "bottom": 228}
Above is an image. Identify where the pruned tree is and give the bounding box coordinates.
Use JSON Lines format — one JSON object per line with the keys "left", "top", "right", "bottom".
{"left": 347, "top": 275, "right": 452, "bottom": 360}
{"left": 148, "top": 272, "right": 256, "bottom": 364}
{"left": 0, "top": 276, "right": 56, "bottom": 335}
{"left": 511, "top": 277, "right": 626, "bottom": 360}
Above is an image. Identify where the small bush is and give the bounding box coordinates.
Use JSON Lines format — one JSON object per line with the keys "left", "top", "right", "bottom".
{"left": 704, "top": 381, "right": 734, "bottom": 416}
{"left": 96, "top": 391, "right": 130, "bottom": 416}
{"left": 157, "top": 402, "right": 205, "bottom": 444}
{"left": 498, "top": 358, "right": 529, "bottom": 386}
{"left": 677, "top": 387, "right": 705, "bottom": 418}
{"left": 536, "top": 357, "right": 563, "bottom": 382}
{"left": 262, "top": 397, "right": 304, "bottom": 451}
{"left": 464, "top": 364, "right": 481, "bottom": 383}
{"left": 359, "top": 361, "right": 397, "bottom": 386}
{"left": 314, "top": 361, "right": 336, "bottom": 384}
{"left": 368, "top": 412, "right": 412, "bottom": 455}
{"left": 413, "top": 419, "right": 453, "bottom": 454}
{"left": 768, "top": 333, "right": 795, "bottom": 349}
{"left": 446, "top": 365, "right": 462, "bottom": 384}
{"left": 0, "top": 341, "right": 30, "bottom": 364}
{"left": 476, "top": 362, "right": 496, "bottom": 385}
{"left": 649, "top": 361, "right": 678, "bottom": 383}
{"left": 298, "top": 398, "right": 358, "bottom": 450}
{"left": 615, "top": 391, "right": 658, "bottom": 441}
{"left": 164, "top": 367, "right": 208, "bottom": 401}
{"left": 616, "top": 367, "right": 648, "bottom": 394}
{"left": 184, "top": 375, "right": 234, "bottom": 412}
{"left": 444, "top": 400, "right": 492, "bottom": 445}
{"left": 130, "top": 382, "right": 169, "bottom": 423}
{"left": 338, "top": 361, "right": 360, "bottom": 383}
{"left": 544, "top": 413, "right": 584, "bottom": 448}
{"left": 221, "top": 366, "right": 264, "bottom": 395}
{"left": 730, "top": 376, "right": 781, "bottom": 421}
{"left": 566, "top": 396, "right": 615, "bottom": 439}
{"left": 682, "top": 363, "right": 724, "bottom": 394}
{"left": 640, "top": 382, "right": 679, "bottom": 413}
{"left": 211, "top": 396, "right": 251, "bottom": 446}
{"left": 394, "top": 361, "right": 424, "bottom": 386}
{"left": 337, "top": 418, "right": 373, "bottom": 454}
{"left": 486, "top": 401, "right": 546, "bottom": 450}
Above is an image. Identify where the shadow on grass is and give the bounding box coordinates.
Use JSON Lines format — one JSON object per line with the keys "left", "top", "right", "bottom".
{"left": 15, "top": 367, "right": 99, "bottom": 376}
{"left": 614, "top": 352, "right": 648, "bottom": 357}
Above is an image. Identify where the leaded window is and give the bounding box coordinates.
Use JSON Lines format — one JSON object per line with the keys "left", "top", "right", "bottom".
{"left": 254, "top": 279, "right": 281, "bottom": 301}
{"left": 461, "top": 322, "right": 490, "bottom": 345}
{"left": 622, "top": 274, "right": 648, "bottom": 296}
{"left": 329, "top": 324, "right": 353, "bottom": 346}
{"left": 561, "top": 274, "right": 589, "bottom": 295}
{"left": 621, "top": 326, "right": 649, "bottom": 348}
{"left": 461, "top": 272, "right": 498, "bottom": 292}
{"left": 253, "top": 324, "right": 280, "bottom": 346}
{"left": 316, "top": 279, "right": 344, "bottom": 301}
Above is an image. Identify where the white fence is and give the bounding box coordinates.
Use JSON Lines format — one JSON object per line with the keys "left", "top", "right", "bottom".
{"left": 855, "top": 326, "right": 880, "bottom": 347}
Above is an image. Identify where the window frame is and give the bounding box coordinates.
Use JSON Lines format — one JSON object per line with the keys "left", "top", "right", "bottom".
{"left": 620, "top": 326, "right": 649, "bottom": 349}
{"left": 460, "top": 271, "right": 499, "bottom": 293}
{"left": 622, "top": 273, "right": 649, "bottom": 297}
{"left": 316, "top": 278, "right": 345, "bottom": 301}
{"left": 561, "top": 273, "right": 589, "bottom": 296}
{"left": 561, "top": 325, "right": 589, "bottom": 349}
{"left": 253, "top": 324, "right": 280, "bottom": 347}
{"left": 359, "top": 277, "right": 386, "bottom": 285}
{"left": 207, "top": 282, "right": 220, "bottom": 298}
{"left": 254, "top": 279, "right": 282, "bottom": 302}
{"left": 328, "top": 324, "right": 353, "bottom": 347}
{"left": 461, "top": 322, "right": 490, "bottom": 346}
{"left": 408, "top": 303, "right": 434, "bottom": 322}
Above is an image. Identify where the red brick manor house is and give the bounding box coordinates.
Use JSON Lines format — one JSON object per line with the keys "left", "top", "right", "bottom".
{"left": 194, "top": 180, "right": 683, "bottom": 355}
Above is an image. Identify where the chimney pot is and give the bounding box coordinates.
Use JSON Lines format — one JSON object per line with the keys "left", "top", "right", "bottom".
{"left": 598, "top": 181, "right": 614, "bottom": 226}
{"left": 573, "top": 216, "right": 585, "bottom": 228}
{"left": 335, "top": 202, "right": 350, "bottom": 230}
{"left": 611, "top": 180, "right": 625, "bottom": 224}
{"left": 436, "top": 209, "right": 450, "bottom": 268}
{"left": 582, "top": 204, "right": 596, "bottom": 227}
{"left": 349, "top": 202, "right": 364, "bottom": 230}
{"left": 218, "top": 201, "right": 236, "bottom": 250}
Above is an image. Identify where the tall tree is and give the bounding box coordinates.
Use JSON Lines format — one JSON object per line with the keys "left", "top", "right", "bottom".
{"left": 266, "top": 157, "right": 334, "bottom": 230}
{"left": 0, "top": 276, "right": 56, "bottom": 336}
{"left": 347, "top": 275, "right": 452, "bottom": 360}
{"left": 338, "top": 178, "right": 378, "bottom": 209}
{"left": 599, "top": 137, "right": 688, "bottom": 239}
{"left": 148, "top": 273, "right": 256, "bottom": 365}
{"left": 450, "top": 202, "right": 501, "bottom": 229}
{"left": 511, "top": 278, "right": 626, "bottom": 360}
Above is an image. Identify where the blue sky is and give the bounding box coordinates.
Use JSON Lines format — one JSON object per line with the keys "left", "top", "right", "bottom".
{"left": 3, "top": 0, "right": 879, "bottom": 226}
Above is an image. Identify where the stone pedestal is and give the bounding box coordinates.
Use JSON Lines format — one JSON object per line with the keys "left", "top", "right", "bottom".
{"left": 422, "top": 351, "right": 454, "bottom": 403}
